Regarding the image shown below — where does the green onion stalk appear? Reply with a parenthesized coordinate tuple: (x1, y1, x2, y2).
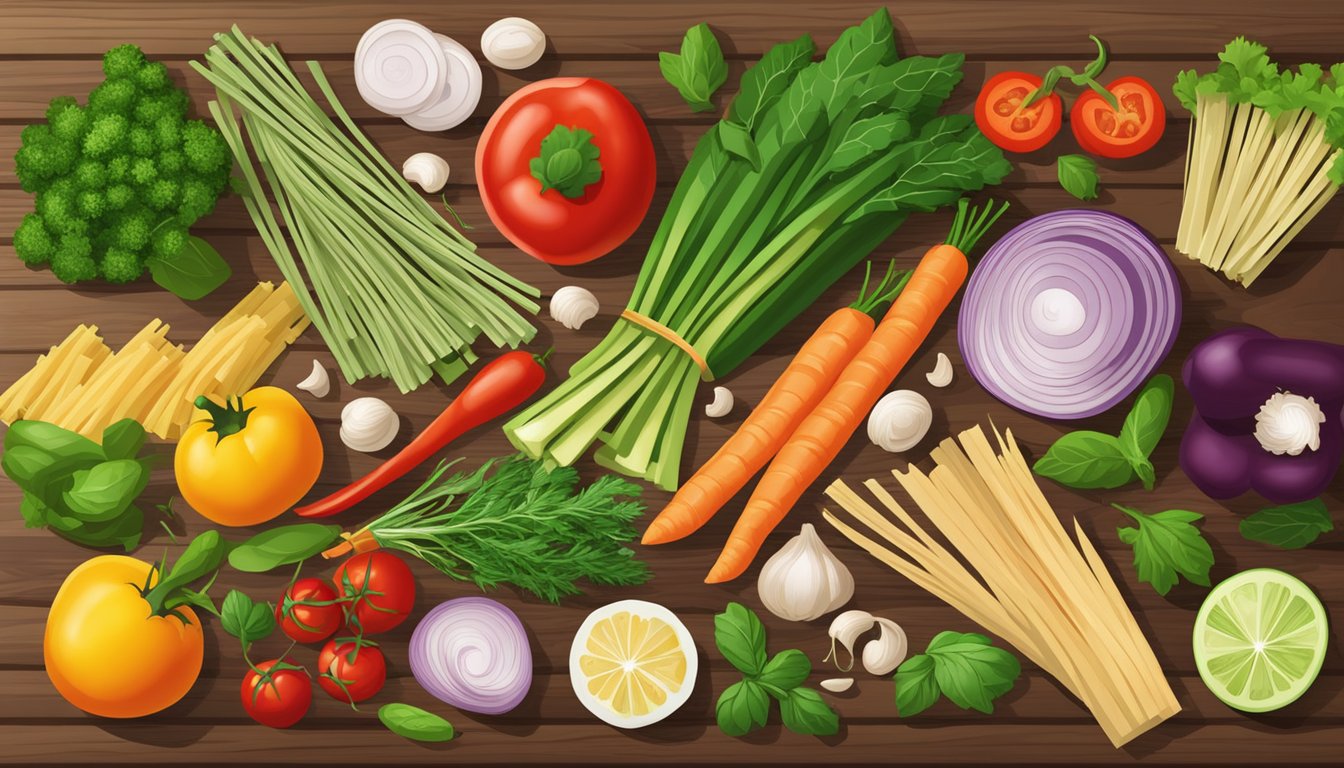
(505, 9, 1011, 489)
(193, 27, 539, 392)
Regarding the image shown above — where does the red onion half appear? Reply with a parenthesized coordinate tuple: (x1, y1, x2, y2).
(957, 210, 1181, 419)
(409, 597, 532, 715)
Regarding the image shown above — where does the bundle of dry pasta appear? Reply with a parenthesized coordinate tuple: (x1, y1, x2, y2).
(823, 423, 1178, 747)
(0, 282, 308, 440)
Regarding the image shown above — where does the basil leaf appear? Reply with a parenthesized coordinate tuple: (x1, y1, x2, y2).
(148, 235, 231, 300)
(1119, 374, 1174, 466)
(1032, 431, 1135, 489)
(220, 589, 275, 646)
(728, 34, 815, 133)
(777, 687, 839, 736)
(715, 602, 768, 677)
(1057, 154, 1100, 201)
(378, 703, 455, 742)
(927, 634, 1020, 714)
(228, 523, 342, 572)
(1240, 499, 1333, 549)
(156, 530, 226, 594)
(19, 494, 52, 528)
(61, 459, 148, 521)
(717, 121, 762, 171)
(61, 505, 143, 551)
(758, 648, 811, 691)
(5, 420, 103, 462)
(894, 653, 940, 717)
(716, 679, 770, 737)
(100, 418, 146, 461)
(2, 445, 96, 503)
(659, 23, 727, 112)
(1114, 504, 1214, 595)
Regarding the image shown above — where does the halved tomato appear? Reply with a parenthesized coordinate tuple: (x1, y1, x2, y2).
(1071, 76, 1165, 159)
(974, 72, 1062, 153)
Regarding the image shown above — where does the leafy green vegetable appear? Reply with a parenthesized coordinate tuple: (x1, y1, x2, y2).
(1057, 154, 1100, 200)
(1034, 374, 1174, 491)
(2, 417, 155, 550)
(1239, 499, 1333, 549)
(378, 703, 455, 742)
(146, 235, 231, 300)
(1118, 373, 1174, 488)
(220, 588, 276, 648)
(143, 530, 227, 621)
(1114, 504, 1214, 595)
(714, 602, 839, 737)
(227, 523, 342, 572)
(894, 631, 1020, 717)
(660, 23, 728, 112)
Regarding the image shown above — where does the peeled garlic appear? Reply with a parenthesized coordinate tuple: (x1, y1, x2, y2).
(820, 678, 854, 693)
(296, 359, 330, 398)
(402, 152, 451, 193)
(867, 389, 932, 453)
(549, 286, 600, 330)
(757, 523, 854, 623)
(340, 397, 400, 453)
(481, 17, 546, 70)
(861, 617, 908, 676)
(925, 352, 954, 388)
(705, 386, 734, 418)
(823, 609, 876, 672)
(1254, 392, 1325, 456)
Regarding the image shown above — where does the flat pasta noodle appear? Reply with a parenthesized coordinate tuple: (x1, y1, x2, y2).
(823, 423, 1179, 747)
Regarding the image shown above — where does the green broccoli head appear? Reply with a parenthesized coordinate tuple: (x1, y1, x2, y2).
(110, 208, 154, 251)
(102, 44, 146, 81)
(50, 233, 98, 283)
(13, 214, 56, 266)
(135, 61, 172, 93)
(100, 247, 146, 284)
(145, 178, 180, 211)
(181, 120, 232, 175)
(14, 124, 78, 192)
(150, 225, 189, 261)
(83, 114, 129, 158)
(88, 78, 137, 116)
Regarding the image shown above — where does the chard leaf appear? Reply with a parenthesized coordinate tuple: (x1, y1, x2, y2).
(812, 7, 897, 117)
(729, 34, 815, 134)
(718, 121, 762, 171)
(860, 54, 966, 121)
(825, 112, 911, 175)
(851, 120, 1009, 217)
(777, 67, 828, 147)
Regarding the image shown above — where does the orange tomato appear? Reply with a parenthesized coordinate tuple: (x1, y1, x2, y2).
(175, 386, 323, 526)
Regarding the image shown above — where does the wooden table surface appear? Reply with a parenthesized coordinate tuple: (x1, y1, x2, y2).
(1, 1, 1342, 765)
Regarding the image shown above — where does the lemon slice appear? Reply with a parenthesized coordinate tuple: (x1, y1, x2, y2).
(1193, 568, 1328, 713)
(569, 599, 697, 728)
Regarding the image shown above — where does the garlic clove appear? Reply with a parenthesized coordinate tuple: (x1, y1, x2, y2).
(867, 389, 933, 453)
(860, 617, 908, 676)
(549, 286, 600, 330)
(705, 386, 734, 418)
(925, 352, 954, 388)
(402, 152, 451, 193)
(823, 609, 875, 672)
(296, 359, 330, 398)
(340, 397, 400, 453)
(481, 17, 546, 70)
(820, 678, 854, 693)
(757, 523, 855, 623)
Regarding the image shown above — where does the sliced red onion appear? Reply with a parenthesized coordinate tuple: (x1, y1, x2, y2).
(957, 209, 1181, 419)
(409, 597, 532, 715)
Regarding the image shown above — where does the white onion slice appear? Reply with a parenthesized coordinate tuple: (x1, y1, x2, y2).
(409, 597, 532, 715)
(355, 19, 447, 116)
(402, 34, 483, 132)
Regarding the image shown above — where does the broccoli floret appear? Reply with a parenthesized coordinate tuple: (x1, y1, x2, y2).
(145, 178, 180, 210)
(20, 123, 52, 146)
(73, 159, 107, 190)
(100, 247, 145, 283)
(181, 119, 232, 175)
(105, 184, 134, 211)
(103, 44, 145, 81)
(76, 190, 107, 220)
(150, 225, 188, 261)
(158, 149, 185, 174)
(46, 96, 79, 122)
(35, 180, 82, 234)
(13, 214, 56, 266)
(110, 209, 154, 250)
(49, 104, 90, 144)
(130, 157, 157, 186)
(153, 116, 181, 151)
(135, 61, 171, 93)
(50, 233, 97, 283)
(105, 155, 132, 182)
(128, 125, 155, 156)
(88, 79, 136, 116)
(83, 114, 129, 158)
(177, 178, 220, 223)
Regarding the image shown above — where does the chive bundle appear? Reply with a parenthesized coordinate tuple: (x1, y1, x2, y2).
(193, 27, 539, 392)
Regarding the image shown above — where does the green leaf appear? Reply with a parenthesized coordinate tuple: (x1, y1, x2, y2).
(777, 687, 839, 736)
(716, 679, 770, 737)
(1033, 431, 1135, 489)
(60, 505, 143, 551)
(61, 459, 148, 522)
(758, 648, 811, 691)
(1114, 504, 1214, 595)
(148, 235, 231, 301)
(858, 54, 965, 121)
(727, 34, 815, 133)
(219, 589, 275, 646)
(717, 121, 762, 171)
(927, 633, 1020, 714)
(826, 112, 912, 175)
(1240, 499, 1333, 549)
(99, 418, 146, 460)
(529, 125, 603, 199)
(2, 445, 96, 507)
(1119, 374, 1174, 466)
(1057, 154, 1100, 200)
(852, 119, 1010, 217)
(378, 703, 455, 742)
(660, 23, 728, 112)
(19, 494, 52, 528)
(152, 530, 226, 599)
(811, 7, 897, 118)
(715, 602, 768, 676)
(5, 420, 104, 463)
(227, 523, 342, 572)
(894, 653, 940, 717)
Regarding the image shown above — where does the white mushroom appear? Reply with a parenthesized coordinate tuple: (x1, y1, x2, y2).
(340, 397, 400, 453)
(866, 390, 933, 453)
(296, 359, 330, 398)
(705, 387, 734, 419)
(481, 18, 547, 70)
(925, 352, 954, 388)
(402, 152, 451, 193)
(549, 286, 600, 330)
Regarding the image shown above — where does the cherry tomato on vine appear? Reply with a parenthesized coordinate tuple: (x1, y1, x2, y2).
(317, 638, 387, 704)
(975, 72, 1062, 153)
(1071, 76, 1166, 159)
(333, 551, 416, 635)
(276, 577, 344, 644)
(240, 659, 312, 729)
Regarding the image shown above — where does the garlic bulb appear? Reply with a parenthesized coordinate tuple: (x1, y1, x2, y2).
(867, 389, 932, 453)
(705, 386, 734, 418)
(549, 286, 599, 330)
(823, 610, 875, 672)
(402, 152, 451, 193)
(861, 617, 908, 676)
(757, 523, 854, 622)
(481, 17, 546, 70)
(820, 678, 854, 693)
(340, 397, 400, 453)
(925, 352, 954, 388)
(1255, 392, 1325, 456)
(296, 359, 330, 398)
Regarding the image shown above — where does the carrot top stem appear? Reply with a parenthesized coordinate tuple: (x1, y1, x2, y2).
(850, 261, 913, 318)
(945, 198, 1010, 255)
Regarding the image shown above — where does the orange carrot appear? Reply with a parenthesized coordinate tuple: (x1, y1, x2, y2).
(642, 264, 909, 546)
(705, 200, 1008, 583)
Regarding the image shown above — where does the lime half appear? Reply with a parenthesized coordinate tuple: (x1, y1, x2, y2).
(1193, 568, 1328, 713)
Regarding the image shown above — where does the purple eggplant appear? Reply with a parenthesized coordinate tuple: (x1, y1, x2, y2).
(1180, 326, 1344, 503)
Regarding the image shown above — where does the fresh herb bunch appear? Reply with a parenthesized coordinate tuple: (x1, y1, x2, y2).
(12, 44, 232, 295)
(1033, 374, 1174, 491)
(343, 455, 647, 602)
(895, 631, 1021, 717)
(507, 8, 1010, 489)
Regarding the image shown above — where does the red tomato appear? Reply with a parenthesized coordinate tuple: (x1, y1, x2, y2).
(975, 72, 1062, 153)
(317, 639, 387, 704)
(240, 660, 312, 729)
(333, 551, 415, 635)
(1071, 76, 1166, 159)
(476, 77, 656, 265)
(276, 577, 343, 644)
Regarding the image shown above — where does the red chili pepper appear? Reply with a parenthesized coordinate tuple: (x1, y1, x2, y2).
(295, 349, 550, 518)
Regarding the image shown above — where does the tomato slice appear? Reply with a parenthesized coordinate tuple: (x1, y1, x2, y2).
(1071, 76, 1166, 159)
(974, 72, 1063, 153)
